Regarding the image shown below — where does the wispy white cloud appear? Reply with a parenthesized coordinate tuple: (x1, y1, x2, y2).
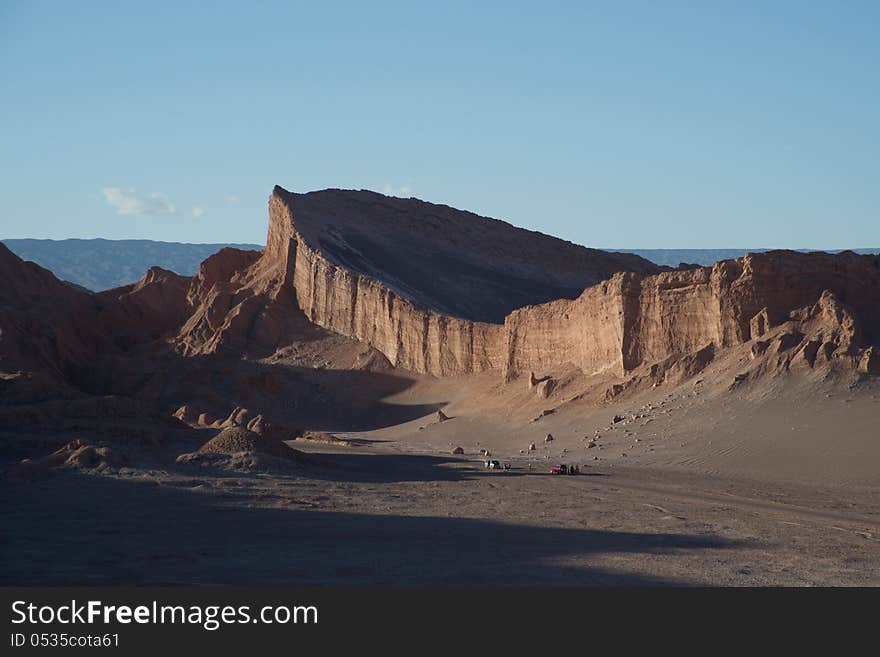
(382, 183, 413, 197)
(191, 206, 205, 218)
(226, 195, 239, 204)
(102, 187, 176, 216)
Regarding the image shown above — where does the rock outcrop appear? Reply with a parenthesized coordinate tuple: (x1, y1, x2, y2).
(503, 250, 880, 380)
(264, 186, 660, 376)
(96, 266, 192, 348)
(169, 236, 331, 357)
(163, 186, 663, 376)
(273, 186, 659, 323)
(175, 426, 308, 473)
(3, 185, 878, 433)
(172, 247, 271, 355)
(243, 187, 880, 380)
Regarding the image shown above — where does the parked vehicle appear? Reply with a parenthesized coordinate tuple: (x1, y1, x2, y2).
(550, 464, 580, 474)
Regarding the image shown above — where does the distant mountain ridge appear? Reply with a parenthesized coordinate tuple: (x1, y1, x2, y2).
(3, 238, 878, 292)
(615, 248, 880, 267)
(1, 238, 263, 291)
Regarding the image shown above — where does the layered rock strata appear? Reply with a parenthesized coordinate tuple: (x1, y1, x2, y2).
(263, 187, 880, 379)
(6, 187, 875, 389)
(504, 251, 880, 379)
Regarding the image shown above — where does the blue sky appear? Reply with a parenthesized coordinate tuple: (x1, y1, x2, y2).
(1, 1, 878, 248)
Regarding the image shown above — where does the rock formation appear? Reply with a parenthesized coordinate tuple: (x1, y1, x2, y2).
(272, 186, 659, 323)
(266, 186, 653, 376)
(2, 184, 879, 459)
(156, 186, 663, 376)
(96, 266, 192, 348)
(174, 426, 308, 473)
(256, 187, 880, 381)
(503, 251, 880, 380)
(172, 247, 278, 355)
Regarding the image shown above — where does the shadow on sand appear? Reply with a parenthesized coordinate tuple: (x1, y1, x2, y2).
(1, 466, 749, 587)
(171, 450, 516, 484)
(127, 348, 448, 433)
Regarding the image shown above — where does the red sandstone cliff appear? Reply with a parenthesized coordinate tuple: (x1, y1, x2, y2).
(3, 188, 877, 394)
(166, 186, 662, 375)
(271, 186, 660, 324)
(503, 251, 880, 381)
(259, 186, 879, 380)
(266, 185, 661, 375)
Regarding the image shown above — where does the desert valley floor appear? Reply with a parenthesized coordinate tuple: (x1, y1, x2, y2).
(4, 371, 879, 587)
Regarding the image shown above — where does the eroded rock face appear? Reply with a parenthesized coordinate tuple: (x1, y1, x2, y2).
(257, 187, 880, 380)
(274, 186, 659, 323)
(172, 248, 265, 355)
(270, 186, 658, 375)
(96, 266, 192, 348)
(503, 251, 880, 380)
(170, 241, 324, 358)
(291, 240, 507, 374)
(4, 187, 878, 404)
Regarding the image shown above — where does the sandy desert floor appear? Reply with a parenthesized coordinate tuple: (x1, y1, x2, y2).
(3, 429, 879, 586)
(3, 360, 879, 587)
